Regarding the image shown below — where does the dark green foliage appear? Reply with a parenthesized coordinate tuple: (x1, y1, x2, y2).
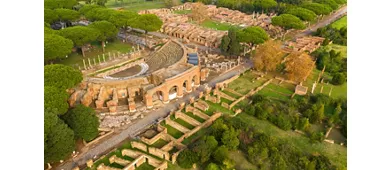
(285, 7, 317, 21)
(271, 14, 305, 29)
(78, 4, 103, 15)
(177, 149, 199, 168)
(254, 0, 278, 13)
(88, 21, 119, 42)
(58, 26, 100, 47)
(133, 14, 163, 33)
(237, 26, 269, 45)
(44, 0, 77, 9)
(220, 28, 242, 56)
(45, 27, 57, 35)
(193, 135, 219, 163)
(221, 127, 240, 150)
(54, 8, 80, 22)
(44, 111, 75, 163)
(44, 9, 59, 24)
(108, 10, 139, 28)
(333, 0, 347, 5)
(310, 131, 325, 143)
(44, 64, 83, 90)
(331, 73, 346, 85)
(85, 8, 116, 21)
(44, 33, 73, 62)
(313, 0, 339, 10)
(213, 145, 229, 164)
(44, 86, 69, 115)
(301, 3, 333, 15)
(62, 105, 99, 141)
(314, 25, 347, 45)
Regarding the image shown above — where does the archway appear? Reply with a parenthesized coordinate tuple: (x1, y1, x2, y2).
(183, 80, 191, 93)
(192, 74, 200, 87)
(152, 90, 164, 102)
(168, 85, 178, 100)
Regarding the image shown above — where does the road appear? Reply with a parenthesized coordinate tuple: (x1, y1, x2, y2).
(295, 5, 347, 38)
(56, 61, 252, 170)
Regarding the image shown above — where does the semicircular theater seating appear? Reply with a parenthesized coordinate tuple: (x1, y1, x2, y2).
(145, 41, 184, 73)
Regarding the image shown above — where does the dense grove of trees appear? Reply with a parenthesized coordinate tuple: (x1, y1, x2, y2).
(311, 47, 347, 85)
(284, 52, 315, 82)
(177, 115, 339, 169)
(285, 7, 317, 21)
(62, 105, 100, 141)
(253, 40, 284, 72)
(314, 25, 347, 45)
(300, 2, 333, 15)
(271, 13, 306, 29)
(240, 93, 347, 140)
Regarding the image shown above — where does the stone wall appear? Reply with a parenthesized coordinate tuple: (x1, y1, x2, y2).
(109, 155, 131, 166)
(221, 102, 229, 109)
(194, 100, 209, 111)
(165, 118, 190, 133)
(148, 147, 170, 160)
(96, 59, 145, 77)
(131, 141, 148, 152)
(123, 155, 146, 170)
(228, 79, 272, 109)
(215, 90, 236, 101)
(122, 149, 143, 159)
(175, 111, 201, 126)
(215, 74, 240, 89)
(185, 105, 210, 120)
(171, 149, 184, 164)
(97, 164, 121, 170)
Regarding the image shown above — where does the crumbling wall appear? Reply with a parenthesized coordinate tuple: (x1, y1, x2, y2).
(131, 141, 148, 152)
(148, 147, 170, 160)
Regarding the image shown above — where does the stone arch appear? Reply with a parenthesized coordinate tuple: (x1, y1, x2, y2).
(183, 79, 191, 93)
(192, 74, 200, 86)
(168, 85, 178, 100)
(152, 90, 166, 102)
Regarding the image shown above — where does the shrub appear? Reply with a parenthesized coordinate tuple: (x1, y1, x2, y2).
(331, 73, 346, 85)
(177, 149, 199, 168)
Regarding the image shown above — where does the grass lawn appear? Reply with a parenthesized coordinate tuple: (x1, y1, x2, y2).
(174, 118, 195, 129)
(183, 111, 206, 123)
(228, 72, 268, 94)
(257, 88, 290, 101)
(324, 44, 347, 58)
(221, 90, 241, 99)
(303, 69, 347, 99)
(234, 113, 347, 169)
(204, 100, 234, 115)
(167, 162, 199, 170)
(151, 139, 169, 148)
(106, 0, 167, 12)
(199, 19, 241, 31)
(228, 150, 258, 170)
(174, 10, 192, 15)
(136, 163, 156, 170)
(220, 97, 233, 105)
(331, 16, 347, 30)
(164, 124, 184, 139)
(56, 39, 133, 68)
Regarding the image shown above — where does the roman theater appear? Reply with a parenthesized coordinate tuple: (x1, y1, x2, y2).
(68, 39, 213, 116)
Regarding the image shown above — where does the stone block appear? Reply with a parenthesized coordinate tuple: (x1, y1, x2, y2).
(87, 159, 94, 168)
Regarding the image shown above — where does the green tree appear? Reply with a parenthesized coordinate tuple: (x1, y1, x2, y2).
(108, 10, 139, 41)
(44, 64, 83, 90)
(133, 14, 163, 33)
(254, 0, 278, 13)
(164, 0, 181, 8)
(88, 21, 118, 52)
(313, 0, 339, 10)
(298, 117, 311, 131)
(310, 132, 325, 143)
(177, 149, 199, 169)
(94, 0, 108, 6)
(285, 7, 317, 21)
(237, 26, 269, 46)
(79, 4, 103, 15)
(271, 14, 305, 30)
(310, 104, 325, 123)
(220, 35, 231, 54)
(301, 3, 333, 15)
(44, 0, 78, 9)
(54, 8, 80, 23)
(44, 86, 69, 115)
(58, 26, 100, 57)
(193, 135, 219, 163)
(85, 8, 115, 21)
(45, 9, 59, 24)
(44, 111, 75, 163)
(62, 105, 99, 141)
(205, 163, 220, 170)
(221, 127, 240, 150)
(213, 145, 229, 164)
(331, 73, 346, 85)
(44, 33, 73, 63)
(45, 27, 56, 35)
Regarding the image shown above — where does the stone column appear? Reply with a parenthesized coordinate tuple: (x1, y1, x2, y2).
(103, 54, 106, 63)
(98, 55, 101, 64)
(144, 94, 153, 109)
(162, 91, 169, 104)
(88, 58, 92, 68)
(83, 59, 87, 70)
(177, 86, 183, 98)
(186, 79, 192, 92)
(93, 58, 96, 65)
(194, 75, 200, 86)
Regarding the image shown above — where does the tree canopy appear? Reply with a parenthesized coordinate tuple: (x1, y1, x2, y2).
(253, 40, 285, 72)
(44, 86, 70, 115)
(271, 14, 305, 30)
(85, 8, 115, 21)
(301, 3, 333, 15)
(313, 0, 339, 10)
(54, 8, 80, 22)
(44, 0, 78, 9)
(285, 7, 317, 21)
(133, 14, 163, 33)
(79, 4, 103, 15)
(108, 10, 139, 29)
(220, 28, 242, 56)
(177, 149, 199, 168)
(44, 64, 83, 90)
(237, 26, 269, 45)
(254, 0, 278, 13)
(45, 9, 59, 24)
(284, 52, 315, 82)
(44, 111, 75, 163)
(62, 105, 99, 141)
(58, 26, 100, 51)
(193, 135, 219, 163)
(44, 33, 73, 62)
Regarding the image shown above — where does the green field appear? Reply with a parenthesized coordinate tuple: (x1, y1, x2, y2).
(106, 0, 167, 12)
(183, 111, 206, 123)
(228, 72, 269, 94)
(324, 44, 347, 58)
(181, 127, 209, 145)
(163, 124, 184, 139)
(203, 100, 234, 115)
(303, 69, 347, 99)
(151, 139, 169, 148)
(221, 90, 241, 99)
(228, 150, 258, 170)
(331, 16, 347, 30)
(200, 20, 241, 31)
(56, 40, 133, 68)
(136, 163, 156, 170)
(174, 118, 195, 129)
(234, 113, 347, 169)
